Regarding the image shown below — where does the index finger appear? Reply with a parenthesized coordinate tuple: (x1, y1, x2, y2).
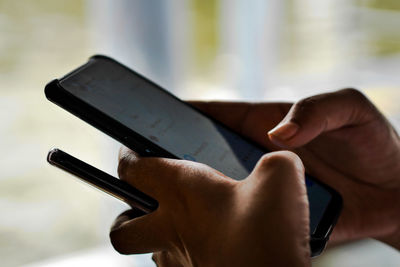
(118, 146, 182, 200)
(188, 101, 293, 149)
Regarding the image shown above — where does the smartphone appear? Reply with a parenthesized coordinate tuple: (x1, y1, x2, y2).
(45, 55, 342, 256)
(47, 148, 158, 214)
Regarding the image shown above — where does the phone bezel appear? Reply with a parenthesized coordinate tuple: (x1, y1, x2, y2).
(45, 55, 342, 255)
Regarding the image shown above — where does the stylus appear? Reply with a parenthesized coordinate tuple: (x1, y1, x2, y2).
(47, 148, 158, 214)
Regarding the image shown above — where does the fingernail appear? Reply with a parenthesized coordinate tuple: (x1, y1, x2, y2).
(268, 121, 299, 140)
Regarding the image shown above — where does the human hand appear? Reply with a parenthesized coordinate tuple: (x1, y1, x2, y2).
(191, 88, 400, 248)
(110, 149, 311, 267)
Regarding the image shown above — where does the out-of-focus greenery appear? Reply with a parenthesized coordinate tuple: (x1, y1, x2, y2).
(280, 0, 400, 73)
(357, 0, 400, 11)
(0, 0, 85, 73)
(0, 1, 112, 266)
(356, 0, 400, 56)
(0, 0, 84, 17)
(191, 0, 219, 73)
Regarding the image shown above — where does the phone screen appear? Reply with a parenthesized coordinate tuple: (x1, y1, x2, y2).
(60, 58, 331, 234)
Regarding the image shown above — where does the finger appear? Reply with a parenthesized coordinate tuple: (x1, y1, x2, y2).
(110, 209, 147, 231)
(110, 209, 171, 254)
(118, 145, 231, 197)
(249, 151, 307, 206)
(268, 88, 378, 148)
(118, 145, 140, 162)
(246, 151, 311, 260)
(118, 146, 182, 199)
(188, 101, 292, 149)
(188, 101, 292, 132)
(247, 151, 309, 231)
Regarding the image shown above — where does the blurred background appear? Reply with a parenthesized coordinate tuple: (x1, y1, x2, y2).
(1, 0, 400, 266)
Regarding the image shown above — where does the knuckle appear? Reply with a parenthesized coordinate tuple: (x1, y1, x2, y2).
(117, 157, 129, 179)
(345, 88, 371, 105)
(295, 96, 318, 113)
(341, 88, 370, 105)
(117, 147, 140, 179)
(291, 96, 320, 123)
(341, 87, 364, 98)
(117, 154, 143, 181)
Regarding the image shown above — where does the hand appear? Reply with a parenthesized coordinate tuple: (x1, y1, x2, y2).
(191, 88, 400, 248)
(110, 149, 311, 267)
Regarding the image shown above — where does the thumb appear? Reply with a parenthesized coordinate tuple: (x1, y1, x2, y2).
(246, 151, 311, 264)
(249, 151, 309, 225)
(267, 88, 377, 148)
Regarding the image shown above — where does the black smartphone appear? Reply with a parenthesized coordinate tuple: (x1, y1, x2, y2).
(47, 148, 158, 214)
(45, 55, 342, 256)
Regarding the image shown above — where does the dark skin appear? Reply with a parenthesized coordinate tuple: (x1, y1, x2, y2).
(191, 88, 400, 247)
(112, 150, 311, 266)
(110, 88, 400, 265)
